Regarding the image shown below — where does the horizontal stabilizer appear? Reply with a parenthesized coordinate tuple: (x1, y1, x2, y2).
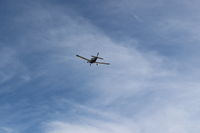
(91, 56, 103, 60)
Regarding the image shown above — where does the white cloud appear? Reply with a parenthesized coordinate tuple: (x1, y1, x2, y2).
(45, 119, 139, 133)
(2, 1, 200, 133)
(0, 47, 30, 86)
(44, 102, 200, 133)
(0, 127, 14, 133)
(19, 2, 200, 133)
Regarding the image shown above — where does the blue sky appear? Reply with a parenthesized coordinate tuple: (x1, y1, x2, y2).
(1, 0, 200, 133)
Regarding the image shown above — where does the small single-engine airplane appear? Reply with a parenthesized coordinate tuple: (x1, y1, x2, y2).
(76, 52, 110, 66)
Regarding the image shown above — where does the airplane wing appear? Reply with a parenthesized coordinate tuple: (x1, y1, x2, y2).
(76, 55, 90, 61)
(95, 62, 110, 65)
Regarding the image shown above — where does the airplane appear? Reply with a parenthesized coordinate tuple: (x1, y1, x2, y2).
(76, 52, 110, 66)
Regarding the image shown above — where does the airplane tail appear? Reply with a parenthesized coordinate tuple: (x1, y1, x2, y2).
(91, 52, 103, 59)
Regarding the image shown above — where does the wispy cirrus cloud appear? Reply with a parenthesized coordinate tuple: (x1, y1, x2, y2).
(1, 0, 200, 133)
(41, 1, 200, 133)
(0, 127, 14, 133)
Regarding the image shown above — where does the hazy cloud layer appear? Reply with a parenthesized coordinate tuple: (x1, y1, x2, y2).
(1, 0, 200, 133)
